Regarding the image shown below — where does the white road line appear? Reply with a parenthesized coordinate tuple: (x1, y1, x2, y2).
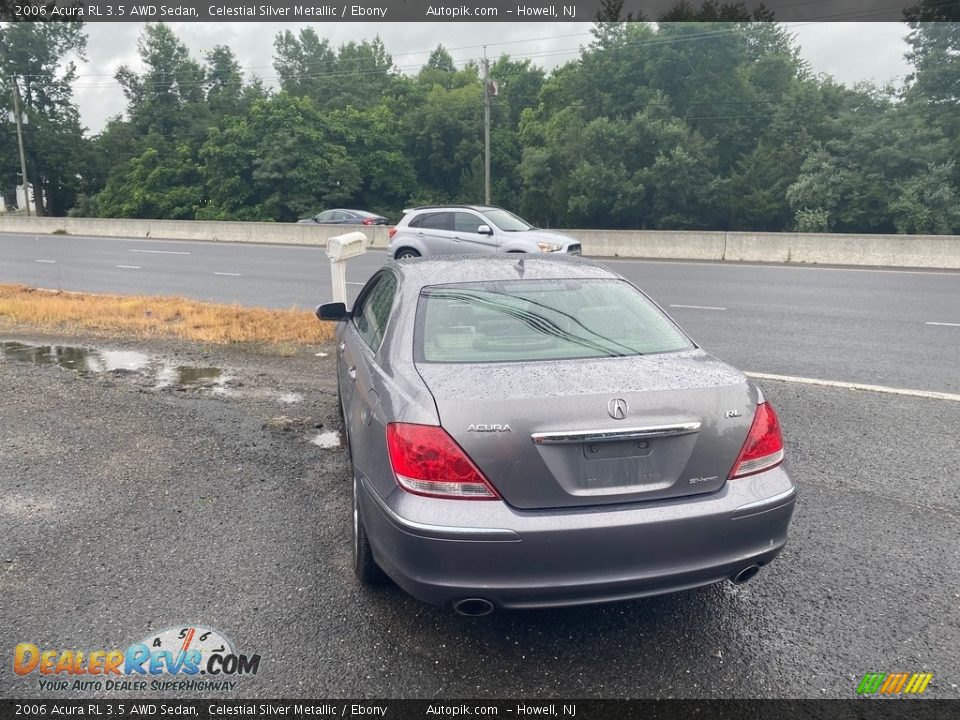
(129, 249, 191, 255)
(213, 272, 242, 276)
(35, 259, 56, 263)
(745, 372, 960, 403)
(669, 304, 727, 311)
(926, 321, 960, 328)
(115, 265, 140, 269)
(346, 281, 366, 286)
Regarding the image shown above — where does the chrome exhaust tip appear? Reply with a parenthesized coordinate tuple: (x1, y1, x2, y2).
(453, 598, 495, 617)
(732, 565, 761, 585)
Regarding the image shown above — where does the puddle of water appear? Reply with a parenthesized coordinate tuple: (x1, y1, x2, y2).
(1, 340, 228, 391)
(155, 365, 226, 388)
(311, 431, 343, 449)
(0, 342, 152, 373)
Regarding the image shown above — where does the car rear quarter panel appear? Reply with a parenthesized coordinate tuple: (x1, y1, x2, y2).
(348, 281, 441, 501)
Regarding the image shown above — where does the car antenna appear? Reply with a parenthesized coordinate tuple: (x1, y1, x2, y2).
(515, 257, 524, 275)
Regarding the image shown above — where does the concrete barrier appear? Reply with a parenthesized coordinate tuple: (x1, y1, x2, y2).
(558, 229, 727, 260)
(2, 216, 959, 269)
(0, 216, 392, 248)
(565, 228, 960, 269)
(723, 231, 960, 268)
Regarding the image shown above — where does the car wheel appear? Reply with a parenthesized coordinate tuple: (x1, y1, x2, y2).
(353, 475, 385, 585)
(394, 248, 421, 260)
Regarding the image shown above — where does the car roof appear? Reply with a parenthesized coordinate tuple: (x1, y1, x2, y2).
(386, 254, 618, 289)
(402, 204, 499, 214)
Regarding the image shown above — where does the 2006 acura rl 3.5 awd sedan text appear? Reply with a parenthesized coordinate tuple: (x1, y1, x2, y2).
(316, 255, 796, 616)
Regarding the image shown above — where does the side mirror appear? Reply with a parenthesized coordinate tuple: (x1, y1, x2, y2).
(316, 302, 349, 321)
(477, 224, 493, 235)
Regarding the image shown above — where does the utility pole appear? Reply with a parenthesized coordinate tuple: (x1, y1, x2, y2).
(482, 46, 491, 205)
(11, 77, 32, 217)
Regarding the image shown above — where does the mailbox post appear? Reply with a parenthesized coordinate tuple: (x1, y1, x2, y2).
(326, 231, 367, 303)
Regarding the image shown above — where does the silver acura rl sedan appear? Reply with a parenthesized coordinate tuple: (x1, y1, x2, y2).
(316, 255, 796, 615)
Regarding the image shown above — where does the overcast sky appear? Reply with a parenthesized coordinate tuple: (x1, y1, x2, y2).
(71, 22, 914, 135)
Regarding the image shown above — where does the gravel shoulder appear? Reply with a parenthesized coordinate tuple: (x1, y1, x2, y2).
(1, 331, 957, 700)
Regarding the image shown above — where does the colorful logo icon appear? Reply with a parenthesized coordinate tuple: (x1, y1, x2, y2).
(857, 672, 933, 695)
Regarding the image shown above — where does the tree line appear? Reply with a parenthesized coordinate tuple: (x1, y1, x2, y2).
(1, 8, 958, 234)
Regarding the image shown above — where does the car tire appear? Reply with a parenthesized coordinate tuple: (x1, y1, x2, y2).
(353, 475, 385, 585)
(394, 248, 421, 260)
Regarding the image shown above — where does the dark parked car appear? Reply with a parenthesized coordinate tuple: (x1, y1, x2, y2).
(298, 209, 388, 226)
(317, 255, 796, 615)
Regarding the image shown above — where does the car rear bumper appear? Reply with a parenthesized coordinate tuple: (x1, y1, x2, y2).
(357, 467, 796, 610)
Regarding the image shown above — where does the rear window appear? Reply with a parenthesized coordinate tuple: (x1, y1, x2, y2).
(416, 279, 693, 363)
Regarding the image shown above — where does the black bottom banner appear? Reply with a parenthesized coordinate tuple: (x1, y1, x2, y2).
(1, 700, 958, 720)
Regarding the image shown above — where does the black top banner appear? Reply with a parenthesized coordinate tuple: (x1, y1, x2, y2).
(0, 0, 931, 23)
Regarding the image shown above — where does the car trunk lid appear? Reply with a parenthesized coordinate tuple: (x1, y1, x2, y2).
(415, 350, 757, 509)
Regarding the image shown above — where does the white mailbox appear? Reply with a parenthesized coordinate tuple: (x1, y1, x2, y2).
(326, 231, 368, 304)
(326, 231, 367, 261)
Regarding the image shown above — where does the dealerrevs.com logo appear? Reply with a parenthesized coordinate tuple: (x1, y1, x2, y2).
(13, 625, 260, 693)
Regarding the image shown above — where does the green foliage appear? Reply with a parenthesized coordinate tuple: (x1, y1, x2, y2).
(0, 22, 87, 215)
(890, 163, 960, 235)
(115, 23, 206, 141)
(97, 145, 203, 219)
(786, 101, 952, 233)
(792, 208, 829, 233)
(6, 18, 959, 236)
(273, 28, 395, 111)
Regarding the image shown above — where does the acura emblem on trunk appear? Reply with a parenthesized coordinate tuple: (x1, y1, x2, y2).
(468, 424, 512, 432)
(608, 398, 629, 420)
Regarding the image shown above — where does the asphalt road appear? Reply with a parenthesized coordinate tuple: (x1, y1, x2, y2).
(2, 232, 959, 394)
(1, 333, 957, 700)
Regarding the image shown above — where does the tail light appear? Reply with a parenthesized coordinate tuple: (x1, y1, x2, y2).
(361, 218, 375, 225)
(729, 402, 785, 479)
(387, 227, 397, 240)
(386, 423, 500, 500)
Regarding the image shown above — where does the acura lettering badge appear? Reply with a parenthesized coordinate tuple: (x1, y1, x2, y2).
(607, 398, 628, 420)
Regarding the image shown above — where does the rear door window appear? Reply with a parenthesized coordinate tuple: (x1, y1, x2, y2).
(419, 212, 453, 231)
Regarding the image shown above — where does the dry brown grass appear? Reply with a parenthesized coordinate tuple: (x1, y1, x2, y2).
(0, 284, 335, 346)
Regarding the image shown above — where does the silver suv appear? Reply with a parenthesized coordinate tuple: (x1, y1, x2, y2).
(387, 205, 582, 259)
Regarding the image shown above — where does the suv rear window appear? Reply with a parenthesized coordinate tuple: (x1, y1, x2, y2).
(416, 279, 693, 363)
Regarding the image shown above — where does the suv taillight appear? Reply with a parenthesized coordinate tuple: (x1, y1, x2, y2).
(388, 227, 397, 240)
(729, 402, 785, 479)
(386, 423, 500, 500)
